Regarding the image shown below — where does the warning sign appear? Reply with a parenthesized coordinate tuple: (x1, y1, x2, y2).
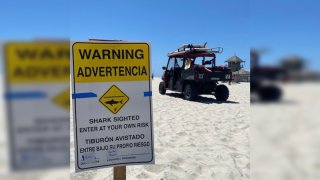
(52, 88, 70, 110)
(99, 85, 129, 114)
(71, 42, 154, 172)
(4, 41, 70, 171)
(72, 42, 149, 83)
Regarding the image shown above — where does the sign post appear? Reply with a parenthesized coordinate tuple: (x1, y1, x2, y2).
(71, 41, 154, 173)
(114, 166, 126, 180)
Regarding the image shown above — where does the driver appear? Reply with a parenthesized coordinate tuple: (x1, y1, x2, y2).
(185, 58, 212, 72)
(184, 58, 192, 69)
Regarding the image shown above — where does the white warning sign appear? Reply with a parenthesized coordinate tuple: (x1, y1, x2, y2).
(4, 41, 70, 170)
(71, 42, 154, 172)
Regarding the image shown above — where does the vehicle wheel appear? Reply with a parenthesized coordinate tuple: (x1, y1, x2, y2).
(214, 84, 229, 101)
(184, 84, 198, 101)
(159, 82, 166, 95)
(258, 85, 282, 101)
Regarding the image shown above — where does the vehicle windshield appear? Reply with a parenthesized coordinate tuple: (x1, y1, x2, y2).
(193, 57, 214, 67)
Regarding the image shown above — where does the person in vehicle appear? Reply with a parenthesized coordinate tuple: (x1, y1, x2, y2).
(185, 58, 212, 72)
(185, 58, 192, 69)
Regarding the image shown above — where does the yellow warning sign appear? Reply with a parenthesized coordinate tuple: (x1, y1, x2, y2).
(72, 43, 150, 83)
(5, 42, 70, 83)
(99, 85, 129, 114)
(52, 88, 70, 110)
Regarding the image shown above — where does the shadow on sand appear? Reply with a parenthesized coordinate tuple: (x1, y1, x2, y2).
(165, 92, 239, 104)
(251, 99, 297, 105)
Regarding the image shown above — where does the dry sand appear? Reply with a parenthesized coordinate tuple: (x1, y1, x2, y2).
(251, 82, 320, 180)
(0, 77, 250, 180)
(71, 78, 250, 180)
(2, 78, 319, 180)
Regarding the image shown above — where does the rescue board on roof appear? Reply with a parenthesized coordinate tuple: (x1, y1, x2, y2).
(71, 42, 154, 172)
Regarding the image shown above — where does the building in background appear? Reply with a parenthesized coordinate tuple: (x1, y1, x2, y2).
(280, 56, 320, 81)
(225, 55, 250, 82)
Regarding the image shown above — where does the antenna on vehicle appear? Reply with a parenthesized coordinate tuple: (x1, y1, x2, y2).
(203, 42, 207, 48)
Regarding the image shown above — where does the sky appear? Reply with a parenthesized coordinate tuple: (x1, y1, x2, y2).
(250, 0, 320, 70)
(0, 0, 249, 76)
(1, 0, 319, 76)
(68, 0, 250, 76)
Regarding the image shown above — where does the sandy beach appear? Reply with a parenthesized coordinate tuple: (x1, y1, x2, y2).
(71, 78, 250, 180)
(2, 78, 319, 180)
(3, 0, 319, 179)
(0, 77, 250, 180)
(251, 82, 320, 180)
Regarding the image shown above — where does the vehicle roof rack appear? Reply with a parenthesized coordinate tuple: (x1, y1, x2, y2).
(168, 43, 223, 57)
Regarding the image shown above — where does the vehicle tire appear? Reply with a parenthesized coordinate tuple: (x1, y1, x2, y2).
(214, 84, 229, 101)
(159, 82, 166, 95)
(258, 85, 282, 101)
(184, 84, 198, 101)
